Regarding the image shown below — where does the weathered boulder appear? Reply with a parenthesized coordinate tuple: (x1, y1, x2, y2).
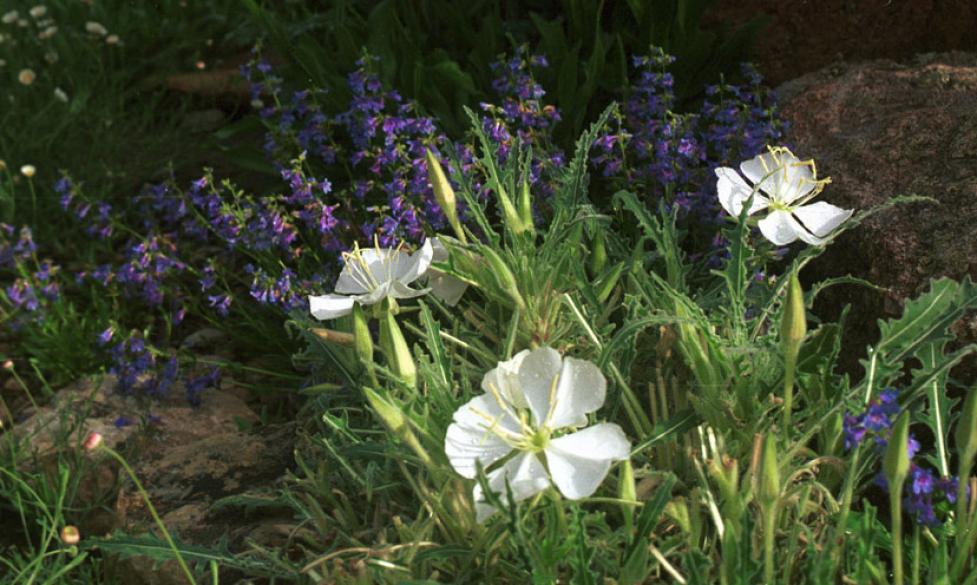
(10, 369, 298, 584)
(776, 52, 977, 375)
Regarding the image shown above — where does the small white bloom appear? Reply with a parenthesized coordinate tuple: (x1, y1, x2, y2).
(105, 34, 120, 45)
(445, 347, 631, 522)
(1, 11, 18, 24)
(53, 87, 67, 103)
(308, 238, 434, 320)
(85, 21, 107, 36)
(715, 146, 853, 246)
(38, 25, 57, 40)
(29, 5, 47, 19)
(18, 69, 36, 86)
(427, 237, 468, 306)
(20, 165, 36, 178)
(16, 18, 28, 28)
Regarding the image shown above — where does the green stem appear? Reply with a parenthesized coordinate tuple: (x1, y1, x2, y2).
(763, 506, 777, 585)
(102, 446, 198, 585)
(891, 485, 904, 585)
(911, 525, 920, 585)
(953, 458, 973, 561)
(783, 350, 796, 431)
(951, 487, 977, 580)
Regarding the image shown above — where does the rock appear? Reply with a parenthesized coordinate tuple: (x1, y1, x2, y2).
(706, 1, 977, 86)
(181, 327, 230, 350)
(776, 52, 977, 376)
(9, 371, 298, 584)
(179, 109, 227, 134)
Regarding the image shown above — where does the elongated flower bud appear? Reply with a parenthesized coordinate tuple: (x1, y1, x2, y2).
(883, 411, 912, 489)
(517, 179, 534, 235)
(364, 388, 432, 467)
(352, 304, 373, 365)
(379, 311, 416, 386)
(310, 327, 355, 346)
(496, 183, 526, 235)
(955, 389, 977, 464)
(758, 434, 780, 507)
(589, 228, 607, 275)
(425, 149, 466, 242)
(780, 272, 806, 351)
(481, 246, 525, 310)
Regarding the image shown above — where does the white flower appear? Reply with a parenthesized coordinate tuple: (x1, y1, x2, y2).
(20, 165, 36, 178)
(38, 25, 56, 40)
(445, 347, 631, 522)
(85, 21, 107, 36)
(18, 69, 35, 86)
(1, 11, 18, 24)
(308, 238, 434, 320)
(53, 87, 67, 103)
(715, 146, 853, 246)
(105, 34, 120, 45)
(427, 237, 467, 306)
(29, 6, 46, 19)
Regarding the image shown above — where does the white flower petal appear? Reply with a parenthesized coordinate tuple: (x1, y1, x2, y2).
(792, 201, 853, 240)
(334, 261, 372, 295)
(740, 150, 815, 205)
(393, 239, 434, 285)
(482, 350, 531, 410)
(757, 209, 802, 246)
(355, 281, 394, 306)
(545, 423, 631, 499)
(546, 357, 607, 428)
(450, 393, 523, 443)
(715, 167, 769, 218)
(387, 280, 430, 300)
(430, 237, 450, 263)
(516, 347, 563, 426)
(473, 452, 549, 522)
(308, 294, 355, 320)
(428, 269, 468, 306)
(445, 419, 513, 479)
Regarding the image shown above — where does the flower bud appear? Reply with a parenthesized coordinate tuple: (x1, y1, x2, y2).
(780, 272, 806, 351)
(495, 183, 526, 235)
(364, 387, 432, 467)
(60, 525, 80, 545)
(83, 431, 103, 452)
(20, 164, 35, 178)
(757, 434, 780, 507)
(352, 303, 373, 365)
(517, 179, 534, 235)
(480, 246, 525, 310)
(2, 359, 12, 370)
(955, 389, 977, 464)
(709, 455, 740, 502)
(310, 327, 355, 346)
(379, 311, 415, 386)
(425, 149, 465, 242)
(883, 411, 911, 489)
(589, 228, 607, 275)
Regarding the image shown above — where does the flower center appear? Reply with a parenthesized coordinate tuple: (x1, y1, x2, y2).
(340, 237, 406, 292)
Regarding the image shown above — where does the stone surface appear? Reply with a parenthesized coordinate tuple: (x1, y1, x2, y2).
(706, 1, 977, 86)
(10, 369, 298, 584)
(776, 52, 977, 375)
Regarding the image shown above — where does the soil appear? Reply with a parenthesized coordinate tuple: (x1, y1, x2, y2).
(705, 0, 977, 86)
